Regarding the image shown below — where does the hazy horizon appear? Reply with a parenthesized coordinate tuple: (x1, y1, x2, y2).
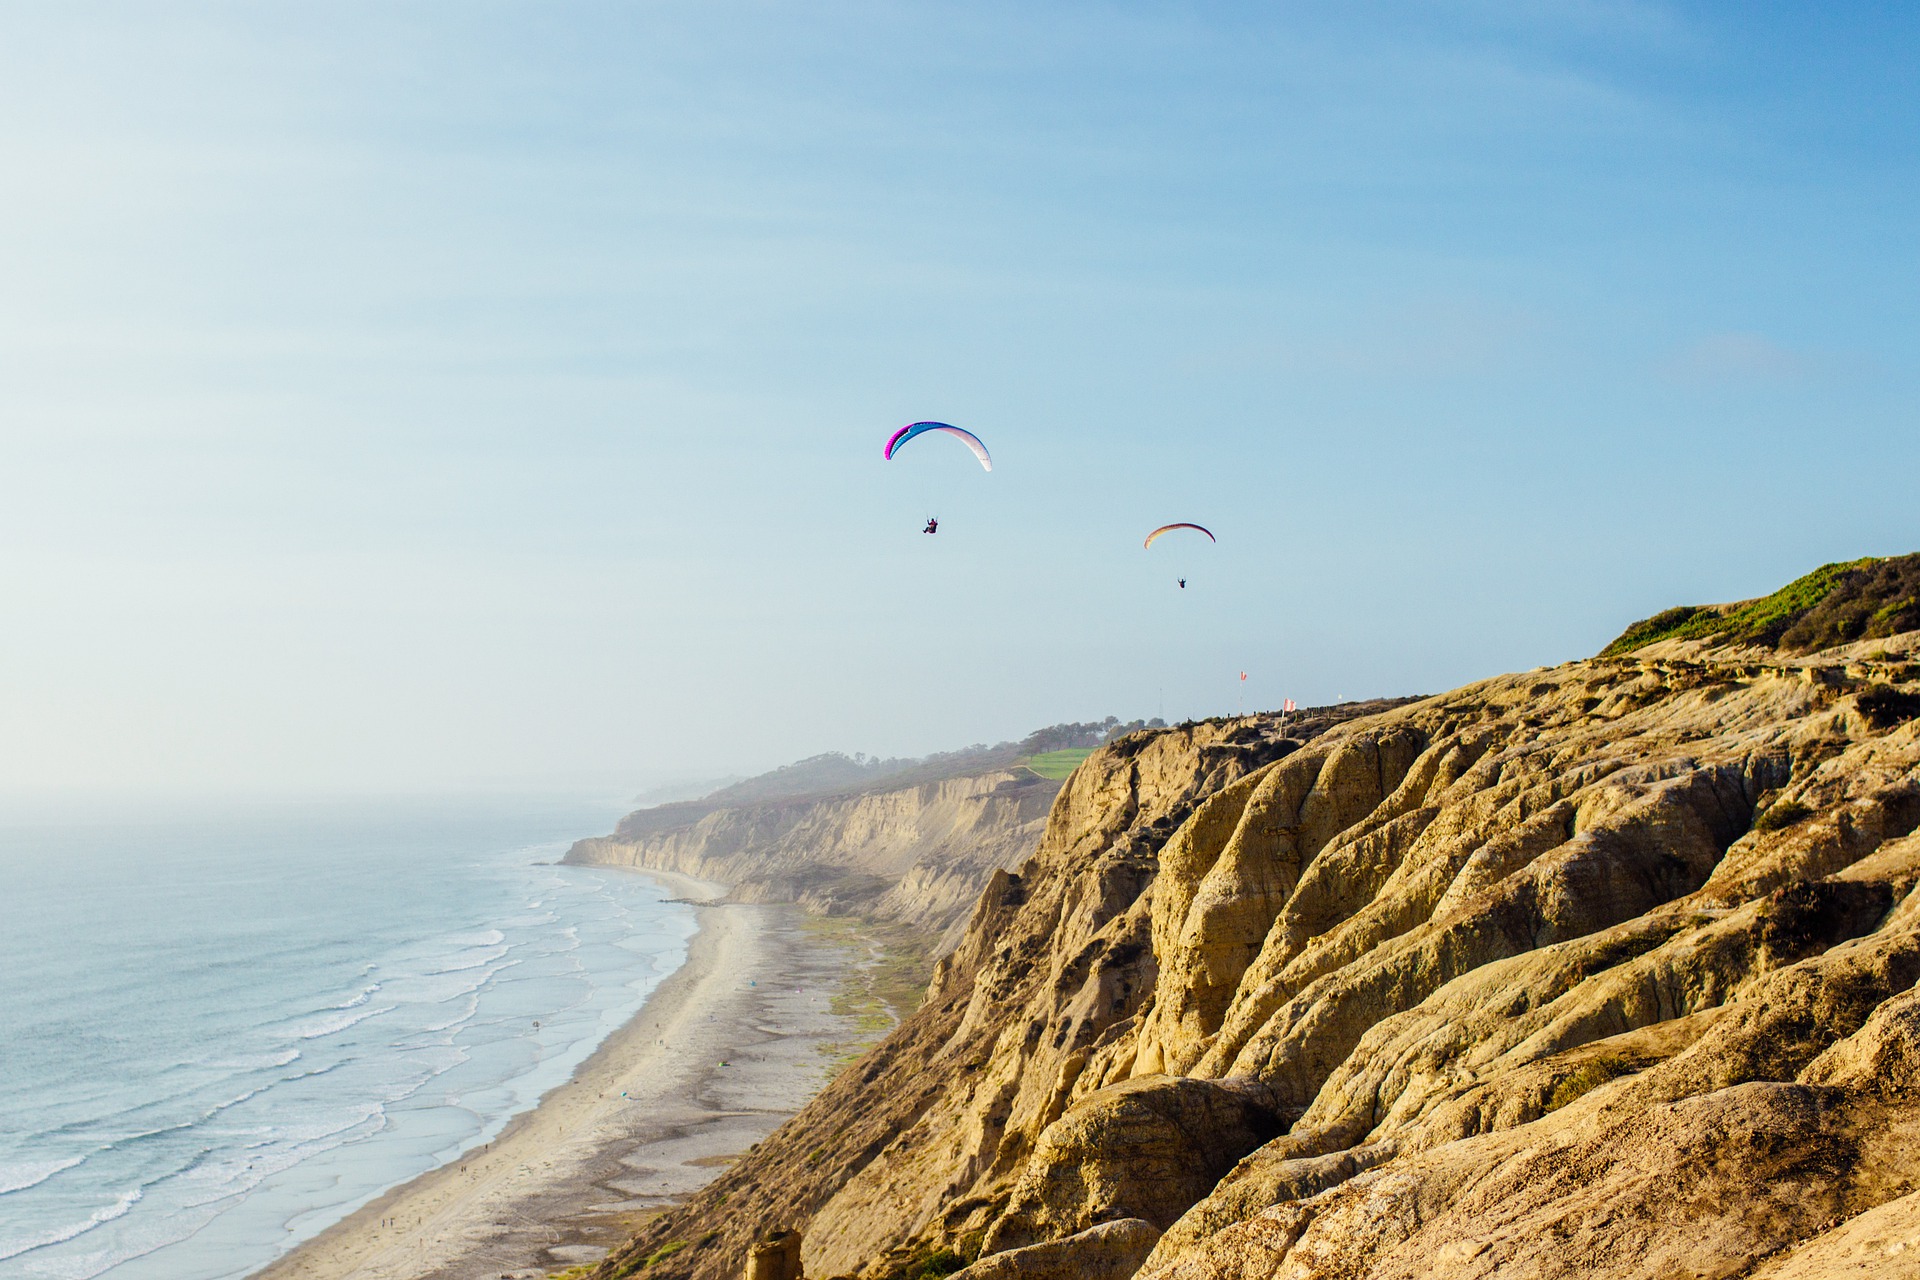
(4, 2, 1918, 797)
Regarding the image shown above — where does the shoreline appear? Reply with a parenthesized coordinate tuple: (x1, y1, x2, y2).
(253, 866, 859, 1280)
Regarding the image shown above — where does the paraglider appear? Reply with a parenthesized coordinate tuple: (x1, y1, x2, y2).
(884, 422, 992, 471)
(1146, 523, 1214, 589)
(888, 422, 989, 533)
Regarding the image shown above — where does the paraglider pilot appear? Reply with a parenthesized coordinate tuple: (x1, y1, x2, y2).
(923, 517, 939, 534)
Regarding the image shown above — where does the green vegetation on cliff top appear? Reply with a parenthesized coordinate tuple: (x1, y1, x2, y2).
(1021, 748, 1095, 780)
(1601, 553, 1920, 657)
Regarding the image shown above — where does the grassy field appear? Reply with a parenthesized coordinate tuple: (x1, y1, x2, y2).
(1023, 748, 1095, 780)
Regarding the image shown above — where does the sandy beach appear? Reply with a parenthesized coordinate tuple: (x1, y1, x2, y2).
(254, 869, 860, 1280)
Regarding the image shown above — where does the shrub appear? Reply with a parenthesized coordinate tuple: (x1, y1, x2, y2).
(908, 1250, 968, 1280)
(1546, 1056, 1632, 1111)
(882, 1246, 970, 1280)
(1754, 801, 1815, 834)
(1858, 685, 1920, 730)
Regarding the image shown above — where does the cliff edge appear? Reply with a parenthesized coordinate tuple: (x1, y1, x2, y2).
(567, 767, 1062, 948)
(595, 553, 1920, 1280)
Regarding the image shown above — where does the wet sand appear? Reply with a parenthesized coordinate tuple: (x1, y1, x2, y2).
(254, 870, 858, 1280)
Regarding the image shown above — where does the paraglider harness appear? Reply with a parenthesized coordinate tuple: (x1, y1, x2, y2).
(923, 517, 939, 534)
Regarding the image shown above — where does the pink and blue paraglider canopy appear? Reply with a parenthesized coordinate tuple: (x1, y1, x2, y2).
(883, 422, 992, 472)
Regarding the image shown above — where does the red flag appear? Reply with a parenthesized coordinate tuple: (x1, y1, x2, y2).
(1283, 698, 1296, 713)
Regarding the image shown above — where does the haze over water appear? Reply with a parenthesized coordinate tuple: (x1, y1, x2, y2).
(0, 798, 695, 1280)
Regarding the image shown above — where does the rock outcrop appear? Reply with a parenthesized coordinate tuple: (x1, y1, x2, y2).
(745, 1230, 805, 1280)
(593, 555, 1920, 1280)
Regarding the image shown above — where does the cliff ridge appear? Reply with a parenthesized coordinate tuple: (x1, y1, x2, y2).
(594, 555, 1920, 1280)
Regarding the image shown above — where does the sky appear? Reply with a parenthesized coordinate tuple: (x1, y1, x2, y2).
(1, 1, 1917, 798)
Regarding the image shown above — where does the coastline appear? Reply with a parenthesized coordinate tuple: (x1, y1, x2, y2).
(254, 867, 861, 1280)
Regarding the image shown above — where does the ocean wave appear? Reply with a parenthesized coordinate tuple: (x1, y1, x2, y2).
(0, 1184, 142, 1262)
(45, 1201, 219, 1280)
(330, 981, 383, 1010)
(285, 1059, 345, 1084)
(70, 1103, 391, 1271)
(199, 1083, 274, 1125)
(0, 1156, 85, 1196)
(188, 1102, 387, 1187)
(380, 958, 514, 1010)
(285, 1004, 395, 1042)
(417, 992, 481, 1035)
(37, 1065, 226, 1142)
(500, 910, 559, 931)
(423, 945, 510, 976)
(269, 1101, 386, 1151)
(70, 1078, 277, 1168)
(170, 1134, 315, 1212)
(202, 1047, 303, 1072)
(76, 1114, 197, 1153)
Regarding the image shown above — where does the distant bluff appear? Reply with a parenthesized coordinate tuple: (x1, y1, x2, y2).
(567, 718, 1169, 949)
(568, 767, 1058, 950)
(595, 555, 1920, 1280)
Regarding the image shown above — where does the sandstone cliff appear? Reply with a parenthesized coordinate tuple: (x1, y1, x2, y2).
(594, 554, 1920, 1280)
(566, 767, 1063, 948)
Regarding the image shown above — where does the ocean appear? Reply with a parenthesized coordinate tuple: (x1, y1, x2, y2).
(0, 797, 695, 1280)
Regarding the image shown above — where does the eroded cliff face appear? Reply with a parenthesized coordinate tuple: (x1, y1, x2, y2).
(587, 706, 1404, 1280)
(566, 769, 1061, 946)
(594, 617, 1920, 1280)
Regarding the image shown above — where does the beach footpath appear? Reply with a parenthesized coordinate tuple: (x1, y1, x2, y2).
(253, 870, 873, 1280)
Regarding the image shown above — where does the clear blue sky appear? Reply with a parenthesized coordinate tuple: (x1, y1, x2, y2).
(2, 2, 1916, 796)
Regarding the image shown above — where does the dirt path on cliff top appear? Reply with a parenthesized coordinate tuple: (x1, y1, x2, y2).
(252, 878, 867, 1280)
